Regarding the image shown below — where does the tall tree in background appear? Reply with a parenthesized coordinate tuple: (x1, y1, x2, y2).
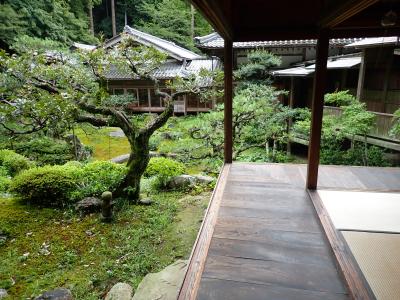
(88, 0, 102, 35)
(111, 0, 117, 36)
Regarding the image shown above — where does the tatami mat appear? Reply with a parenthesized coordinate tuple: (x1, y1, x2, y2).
(318, 190, 400, 232)
(342, 231, 400, 300)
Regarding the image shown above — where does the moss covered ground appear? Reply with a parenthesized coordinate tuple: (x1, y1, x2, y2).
(74, 126, 131, 161)
(0, 191, 210, 299)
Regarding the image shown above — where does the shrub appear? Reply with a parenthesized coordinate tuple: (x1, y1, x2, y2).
(144, 157, 185, 178)
(0, 176, 11, 193)
(321, 143, 389, 166)
(324, 90, 356, 107)
(10, 165, 80, 207)
(0, 149, 33, 176)
(144, 157, 185, 189)
(71, 161, 127, 200)
(14, 137, 75, 166)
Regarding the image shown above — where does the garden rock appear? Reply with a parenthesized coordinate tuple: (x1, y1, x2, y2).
(194, 175, 214, 185)
(132, 260, 187, 300)
(75, 197, 102, 214)
(111, 154, 130, 164)
(139, 198, 153, 205)
(35, 288, 73, 300)
(105, 282, 132, 300)
(167, 175, 196, 189)
(0, 289, 8, 299)
(109, 129, 126, 138)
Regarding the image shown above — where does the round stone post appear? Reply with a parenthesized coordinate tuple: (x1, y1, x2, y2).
(101, 191, 113, 223)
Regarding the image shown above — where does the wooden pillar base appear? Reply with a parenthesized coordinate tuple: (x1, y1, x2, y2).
(306, 31, 329, 189)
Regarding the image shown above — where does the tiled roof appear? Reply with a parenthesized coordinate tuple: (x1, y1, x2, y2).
(195, 32, 362, 49)
(104, 26, 202, 61)
(345, 36, 400, 48)
(105, 58, 221, 80)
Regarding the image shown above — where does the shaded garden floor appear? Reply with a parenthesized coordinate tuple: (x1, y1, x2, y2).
(0, 191, 210, 299)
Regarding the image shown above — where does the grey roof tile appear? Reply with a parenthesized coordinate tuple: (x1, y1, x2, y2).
(195, 32, 362, 49)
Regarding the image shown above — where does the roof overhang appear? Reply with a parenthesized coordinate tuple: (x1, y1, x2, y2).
(273, 55, 361, 77)
(345, 36, 400, 48)
(189, 0, 400, 41)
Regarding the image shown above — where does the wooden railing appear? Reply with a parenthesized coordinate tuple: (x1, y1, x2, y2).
(323, 106, 399, 142)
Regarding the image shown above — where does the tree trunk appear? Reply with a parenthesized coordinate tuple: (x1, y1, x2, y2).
(190, 5, 195, 40)
(114, 97, 174, 202)
(111, 0, 117, 37)
(88, 0, 94, 36)
(116, 133, 150, 201)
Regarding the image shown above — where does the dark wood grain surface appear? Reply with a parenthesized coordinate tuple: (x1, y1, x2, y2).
(179, 163, 400, 299)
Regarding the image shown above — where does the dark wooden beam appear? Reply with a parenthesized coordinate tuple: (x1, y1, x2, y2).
(319, 0, 379, 28)
(306, 31, 329, 190)
(224, 39, 233, 163)
(189, 0, 233, 39)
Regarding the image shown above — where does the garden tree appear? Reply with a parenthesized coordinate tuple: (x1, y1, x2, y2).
(0, 36, 218, 201)
(189, 50, 301, 162)
(0, 0, 97, 48)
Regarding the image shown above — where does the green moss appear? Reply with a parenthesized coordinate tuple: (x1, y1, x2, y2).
(73, 126, 131, 161)
(0, 190, 211, 299)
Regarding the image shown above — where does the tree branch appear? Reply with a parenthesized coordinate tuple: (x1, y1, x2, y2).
(75, 115, 109, 127)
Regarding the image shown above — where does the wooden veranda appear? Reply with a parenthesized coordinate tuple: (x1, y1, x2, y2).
(179, 163, 400, 299)
(178, 1, 400, 299)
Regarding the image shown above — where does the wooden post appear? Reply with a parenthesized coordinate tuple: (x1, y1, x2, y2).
(224, 39, 233, 163)
(382, 49, 393, 113)
(356, 49, 366, 100)
(287, 76, 295, 155)
(306, 32, 329, 190)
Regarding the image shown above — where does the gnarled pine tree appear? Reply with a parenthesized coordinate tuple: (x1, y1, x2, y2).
(0, 36, 218, 201)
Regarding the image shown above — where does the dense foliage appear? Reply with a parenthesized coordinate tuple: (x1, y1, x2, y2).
(188, 50, 301, 162)
(293, 90, 387, 166)
(0, 0, 97, 48)
(0, 0, 212, 51)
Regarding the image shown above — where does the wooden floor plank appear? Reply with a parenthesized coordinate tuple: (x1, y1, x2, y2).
(202, 255, 347, 294)
(197, 277, 349, 300)
(213, 227, 327, 248)
(208, 236, 336, 268)
(215, 214, 321, 235)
